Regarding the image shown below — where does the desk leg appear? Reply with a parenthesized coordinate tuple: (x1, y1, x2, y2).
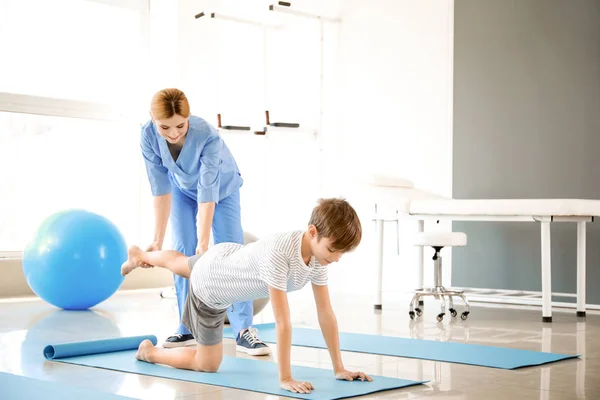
(577, 221, 586, 317)
(541, 222, 552, 322)
(374, 218, 384, 310)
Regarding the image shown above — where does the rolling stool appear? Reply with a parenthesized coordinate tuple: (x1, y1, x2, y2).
(409, 232, 470, 322)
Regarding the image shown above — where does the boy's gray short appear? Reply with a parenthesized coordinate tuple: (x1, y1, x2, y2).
(181, 252, 227, 346)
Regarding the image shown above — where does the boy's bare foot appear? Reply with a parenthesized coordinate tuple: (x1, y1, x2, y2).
(121, 245, 144, 276)
(135, 339, 155, 363)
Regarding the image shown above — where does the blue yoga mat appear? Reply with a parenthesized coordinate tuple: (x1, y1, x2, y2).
(223, 323, 579, 369)
(43, 335, 426, 400)
(0, 371, 136, 400)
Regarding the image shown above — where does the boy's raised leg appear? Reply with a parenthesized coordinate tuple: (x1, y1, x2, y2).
(121, 246, 191, 278)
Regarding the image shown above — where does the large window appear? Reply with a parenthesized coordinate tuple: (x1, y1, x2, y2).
(0, 111, 143, 253)
(0, 0, 150, 255)
(0, 0, 148, 104)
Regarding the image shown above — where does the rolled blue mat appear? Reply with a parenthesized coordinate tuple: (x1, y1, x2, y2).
(43, 335, 157, 360)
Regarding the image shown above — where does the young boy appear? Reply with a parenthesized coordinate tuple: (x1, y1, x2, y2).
(121, 198, 373, 394)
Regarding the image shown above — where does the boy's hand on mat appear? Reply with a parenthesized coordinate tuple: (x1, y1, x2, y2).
(335, 369, 373, 382)
(280, 378, 314, 394)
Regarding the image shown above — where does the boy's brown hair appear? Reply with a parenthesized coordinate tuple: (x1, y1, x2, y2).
(308, 198, 362, 252)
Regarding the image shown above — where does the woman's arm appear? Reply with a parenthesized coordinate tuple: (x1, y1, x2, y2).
(196, 201, 215, 253)
(150, 194, 171, 250)
(196, 135, 223, 252)
(140, 126, 172, 250)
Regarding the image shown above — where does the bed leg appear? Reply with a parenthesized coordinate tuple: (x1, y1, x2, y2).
(577, 221, 586, 317)
(541, 222, 552, 322)
(417, 220, 424, 305)
(374, 218, 384, 310)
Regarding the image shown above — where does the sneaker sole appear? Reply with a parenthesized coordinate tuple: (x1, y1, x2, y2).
(162, 339, 197, 348)
(236, 345, 271, 356)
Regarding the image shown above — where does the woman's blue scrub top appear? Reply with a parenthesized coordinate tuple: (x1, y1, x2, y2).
(140, 115, 243, 203)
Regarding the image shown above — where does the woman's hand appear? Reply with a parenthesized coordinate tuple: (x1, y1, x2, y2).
(140, 242, 162, 267)
(146, 241, 162, 252)
(196, 243, 208, 255)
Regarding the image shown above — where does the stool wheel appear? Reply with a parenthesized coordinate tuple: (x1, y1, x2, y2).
(409, 308, 424, 320)
(449, 308, 457, 318)
(461, 311, 470, 320)
(436, 313, 444, 322)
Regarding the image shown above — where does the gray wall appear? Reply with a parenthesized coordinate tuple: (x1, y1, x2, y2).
(452, 0, 600, 304)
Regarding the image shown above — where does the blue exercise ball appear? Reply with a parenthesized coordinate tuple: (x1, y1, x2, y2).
(22, 209, 127, 310)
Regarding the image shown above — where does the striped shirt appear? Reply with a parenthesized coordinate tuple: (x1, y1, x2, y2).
(190, 230, 328, 310)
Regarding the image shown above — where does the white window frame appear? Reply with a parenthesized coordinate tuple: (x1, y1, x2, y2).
(0, 92, 131, 122)
(0, 0, 150, 259)
(0, 94, 140, 259)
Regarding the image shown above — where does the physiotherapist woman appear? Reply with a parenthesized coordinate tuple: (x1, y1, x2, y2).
(140, 88, 269, 356)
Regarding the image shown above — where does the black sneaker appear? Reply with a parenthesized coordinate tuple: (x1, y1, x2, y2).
(236, 328, 271, 356)
(162, 333, 196, 348)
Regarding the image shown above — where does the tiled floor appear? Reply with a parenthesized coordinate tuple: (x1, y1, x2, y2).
(0, 288, 598, 399)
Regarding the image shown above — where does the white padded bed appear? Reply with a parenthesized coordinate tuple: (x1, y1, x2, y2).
(371, 180, 600, 322)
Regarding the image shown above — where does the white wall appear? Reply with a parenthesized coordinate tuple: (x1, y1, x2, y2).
(320, 0, 455, 295)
